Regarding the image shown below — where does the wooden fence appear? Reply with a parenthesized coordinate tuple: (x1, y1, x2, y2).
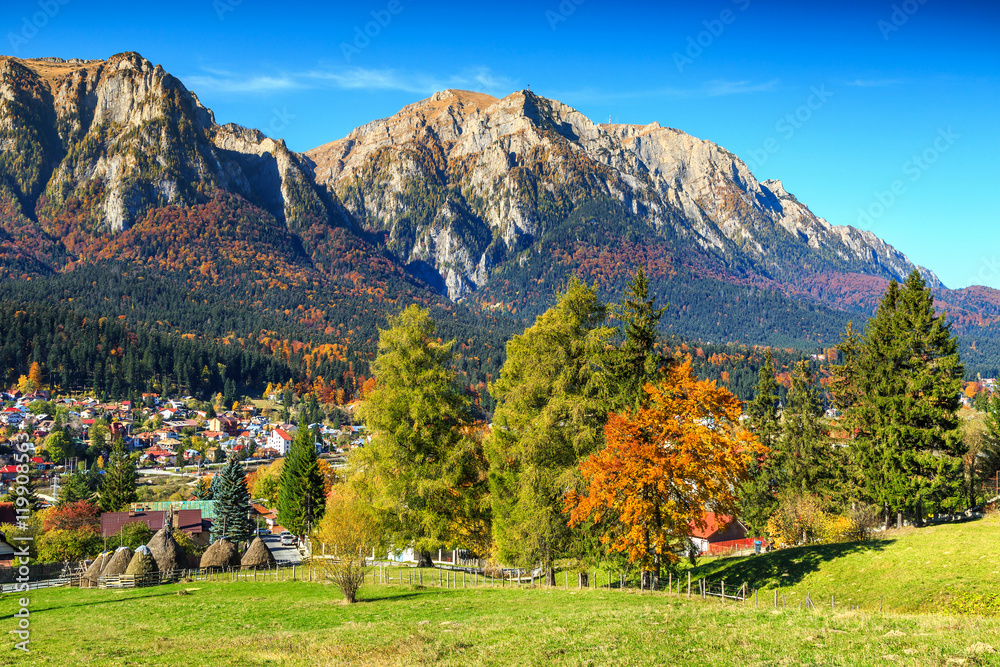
(4, 560, 886, 613)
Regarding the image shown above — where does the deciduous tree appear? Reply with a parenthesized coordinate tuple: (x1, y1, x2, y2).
(567, 359, 764, 577)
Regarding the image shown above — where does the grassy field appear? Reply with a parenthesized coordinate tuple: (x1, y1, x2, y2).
(2, 577, 1000, 665)
(686, 513, 1000, 615)
(2, 516, 998, 665)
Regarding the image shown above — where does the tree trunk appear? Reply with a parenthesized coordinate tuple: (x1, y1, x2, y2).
(896, 510, 903, 529)
(415, 550, 433, 568)
(884, 505, 891, 531)
(914, 501, 924, 527)
(641, 570, 656, 590)
(578, 571, 589, 588)
(544, 567, 555, 587)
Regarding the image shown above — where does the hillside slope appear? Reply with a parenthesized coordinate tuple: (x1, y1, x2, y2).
(688, 514, 1000, 614)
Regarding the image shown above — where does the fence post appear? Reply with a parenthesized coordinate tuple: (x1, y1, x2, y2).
(688, 572, 691, 598)
(721, 580, 725, 603)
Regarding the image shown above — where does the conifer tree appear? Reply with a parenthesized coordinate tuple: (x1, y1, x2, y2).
(278, 426, 326, 536)
(2, 474, 41, 513)
(213, 454, 254, 544)
(850, 271, 964, 526)
(737, 350, 782, 533)
(780, 360, 828, 493)
(599, 267, 667, 412)
(486, 278, 612, 579)
(828, 321, 862, 414)
(57, 471, 94, 505)
(99, 437, 138, 512)
(351, 305, 485, 565)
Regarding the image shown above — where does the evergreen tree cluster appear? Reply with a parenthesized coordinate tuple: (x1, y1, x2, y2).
(739, 271, 971, 534)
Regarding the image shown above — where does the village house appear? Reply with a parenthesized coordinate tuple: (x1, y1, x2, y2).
(101, 507, 212, 546)
(688, 513, 765, 555)
(268, 428, 294, 455)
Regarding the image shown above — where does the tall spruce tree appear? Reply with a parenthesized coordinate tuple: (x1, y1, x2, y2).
(599, 267, 667, 412)
(850, 271, 964, 526)
(213, 454, 254, 544)
(278, 426, 326, 536)
(737, 350, 783, 533)
(828, 321, 862, 414)
(99, 437, 137, 512)
(351, 305, 486, 565)
(780, 360, 828, 494)
(486, 278, 612, 580)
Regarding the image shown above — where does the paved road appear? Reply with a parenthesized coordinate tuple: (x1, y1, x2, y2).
(263, 535, 301, 565)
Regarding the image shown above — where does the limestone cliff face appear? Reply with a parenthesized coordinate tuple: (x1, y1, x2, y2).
(0, 53, 328, 234)
(307, 89, 941, 298)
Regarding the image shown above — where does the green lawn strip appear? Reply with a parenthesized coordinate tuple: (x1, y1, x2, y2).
(683, 514, 1000, 614)
(2, 580, 1000, 666)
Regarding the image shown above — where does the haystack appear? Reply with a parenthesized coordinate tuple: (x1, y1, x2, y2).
(125, 545, 158, 576)
(147, 525, 186, 573)
(101, 546, 133, 576)
(200, 537, 240, 570)
(241, 537, 276, 569)
(82, 551, 111, 588)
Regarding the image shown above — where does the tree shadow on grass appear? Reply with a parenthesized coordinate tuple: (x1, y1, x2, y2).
(693, 539, 895, 589)
(0, 590, 179, 619)
(357, 591, 441, 603)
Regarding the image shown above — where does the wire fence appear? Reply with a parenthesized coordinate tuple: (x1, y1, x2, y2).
(1, 560, 892, 613)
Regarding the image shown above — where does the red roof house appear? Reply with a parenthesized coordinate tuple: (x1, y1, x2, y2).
(689, 513, 754, 554)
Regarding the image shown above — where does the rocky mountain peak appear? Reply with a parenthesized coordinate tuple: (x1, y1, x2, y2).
(0, 51, 329, 235)
(306, 87, 942, 298)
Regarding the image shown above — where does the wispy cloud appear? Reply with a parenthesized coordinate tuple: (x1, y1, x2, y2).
(845, 78, 904, 88)
(185, 73, 299, 93)
(184, 65, 517, 96)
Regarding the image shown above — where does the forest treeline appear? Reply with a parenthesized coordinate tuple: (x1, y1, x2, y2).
(319, 268, 1000, 587)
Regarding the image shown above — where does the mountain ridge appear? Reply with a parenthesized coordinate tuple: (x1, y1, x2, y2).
(1, 52, 999, 387)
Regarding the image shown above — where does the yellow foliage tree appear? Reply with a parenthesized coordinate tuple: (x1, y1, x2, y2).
(16, 375, 37, 394)
(567, 359, 766, 576)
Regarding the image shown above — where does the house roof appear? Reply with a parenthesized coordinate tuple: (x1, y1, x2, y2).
(273, 429, 293, 441)
(100, 509, 204, 537)
(689, 513, 742, 540)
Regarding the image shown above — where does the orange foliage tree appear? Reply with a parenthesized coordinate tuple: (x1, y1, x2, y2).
(566, 359, 765, 577)
(28, 361, 44, 389)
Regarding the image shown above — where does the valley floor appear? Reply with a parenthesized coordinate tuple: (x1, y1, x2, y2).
(2, 578, 999, 666)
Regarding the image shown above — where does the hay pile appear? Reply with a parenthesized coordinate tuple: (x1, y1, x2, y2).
(81, 551, 111, 588)
(200, 537, 240, 569)
(125, 545, 158, 576)
(101, 546, 133, 576)
(241, 537, 276, 569)
(147, 525, 186, 573)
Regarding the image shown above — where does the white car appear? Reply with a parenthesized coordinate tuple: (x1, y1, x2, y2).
(279, 531, 295, 546)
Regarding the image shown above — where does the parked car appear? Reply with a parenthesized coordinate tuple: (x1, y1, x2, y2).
(280, 531, 294, 546)
(257, 528, 270, 536)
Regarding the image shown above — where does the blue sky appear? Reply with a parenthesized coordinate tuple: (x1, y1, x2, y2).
(3, 0, 998, 289)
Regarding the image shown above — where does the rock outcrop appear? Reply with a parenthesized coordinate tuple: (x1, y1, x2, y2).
(0, 53, 330, 234)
